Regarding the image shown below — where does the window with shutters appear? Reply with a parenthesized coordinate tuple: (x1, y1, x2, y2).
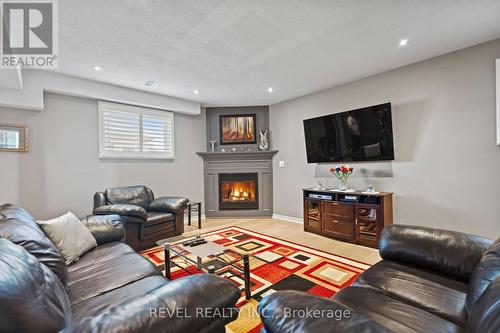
(98, 101, 174, 159)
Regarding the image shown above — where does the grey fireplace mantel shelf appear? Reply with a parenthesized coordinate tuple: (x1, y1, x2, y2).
(196, 150, 278, 161)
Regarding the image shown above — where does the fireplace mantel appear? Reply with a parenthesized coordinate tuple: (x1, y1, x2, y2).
(197, 150, 278, 217)
(196, 150, 278, 161)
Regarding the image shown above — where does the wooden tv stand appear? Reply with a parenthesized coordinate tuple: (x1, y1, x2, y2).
(303, 188, 393, 248)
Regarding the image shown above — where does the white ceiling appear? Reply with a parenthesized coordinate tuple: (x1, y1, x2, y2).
(57, 0, 500, 106)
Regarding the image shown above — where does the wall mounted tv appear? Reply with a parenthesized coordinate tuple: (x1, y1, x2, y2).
(303, 103, 394, 163)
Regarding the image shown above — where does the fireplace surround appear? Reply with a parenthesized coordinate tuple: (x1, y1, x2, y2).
(197, 150, 278, 217)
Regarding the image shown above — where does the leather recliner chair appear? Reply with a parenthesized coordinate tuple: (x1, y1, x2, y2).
(93, 185, 189, 251)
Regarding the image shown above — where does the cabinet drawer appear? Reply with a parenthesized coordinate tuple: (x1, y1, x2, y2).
(322, 201, 354, 217)
(322, 215, 354, 240)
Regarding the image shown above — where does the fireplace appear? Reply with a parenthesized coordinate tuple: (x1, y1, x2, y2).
(197, 150, 277, 217)
(219, 173, 258, 210)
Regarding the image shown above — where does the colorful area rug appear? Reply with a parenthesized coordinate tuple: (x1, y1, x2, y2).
(141, 226, 370, 333)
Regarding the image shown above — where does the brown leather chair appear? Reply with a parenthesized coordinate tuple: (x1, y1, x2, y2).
(93, 185, 189, 251)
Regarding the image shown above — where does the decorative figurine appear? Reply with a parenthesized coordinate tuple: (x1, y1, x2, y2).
(259, 129, 269, 150)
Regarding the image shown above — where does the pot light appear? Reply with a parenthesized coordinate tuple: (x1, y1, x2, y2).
(399, 38, 409, 47)
(92, 65, 102, 71)
(267, 87, 273, 93)
(194, 89, 199, 94)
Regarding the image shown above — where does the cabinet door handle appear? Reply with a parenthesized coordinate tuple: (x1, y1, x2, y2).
(355, 219, 359, 225)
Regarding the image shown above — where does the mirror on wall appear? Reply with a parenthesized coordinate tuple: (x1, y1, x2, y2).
(0, 124, 28, 152)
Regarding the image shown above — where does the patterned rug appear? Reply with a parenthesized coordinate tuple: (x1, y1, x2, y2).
(140, 226, 370, 333)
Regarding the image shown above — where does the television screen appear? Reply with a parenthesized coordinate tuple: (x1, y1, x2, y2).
(303, 103, 394, 163)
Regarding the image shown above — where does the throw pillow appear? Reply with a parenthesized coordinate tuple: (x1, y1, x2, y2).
(38, 212, 97, 265)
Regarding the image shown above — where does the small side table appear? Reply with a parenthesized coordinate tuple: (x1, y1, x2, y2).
(187, 201, 202, 229)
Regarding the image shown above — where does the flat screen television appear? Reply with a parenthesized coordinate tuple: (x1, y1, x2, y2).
(303, 103, 394, 163)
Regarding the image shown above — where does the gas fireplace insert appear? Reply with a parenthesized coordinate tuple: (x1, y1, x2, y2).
(219, 173, 258, 210)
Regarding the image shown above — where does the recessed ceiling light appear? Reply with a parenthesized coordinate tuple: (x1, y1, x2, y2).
(145, 80, 155, 87)
(267, 87, 273, 93)
(92, 65, 102, 71)
(194, 89, 199, 94)
(399, 38, 409, 47)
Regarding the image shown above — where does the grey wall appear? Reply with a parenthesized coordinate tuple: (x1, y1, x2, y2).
(206, 106, 269, 151)
(270, 39, 500, 238)
(0, 93, 206, 220)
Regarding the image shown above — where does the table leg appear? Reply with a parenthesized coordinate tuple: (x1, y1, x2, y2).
(164, 246, 171, 279)
(197, 256, 202, 270)
(198, 202, 202, 229)
(188, 205, 192, 226)
(243, 254, 251, 300)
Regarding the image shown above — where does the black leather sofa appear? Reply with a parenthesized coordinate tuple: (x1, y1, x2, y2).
(0, 204, 240, 333)
(93, 185, 189, 250)
(258, 225, 500, 333)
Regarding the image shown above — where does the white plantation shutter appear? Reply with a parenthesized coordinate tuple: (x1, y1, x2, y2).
(98, 102, 175, 159)
(102, 109, 141, 152)
(142, 114, 173, 153)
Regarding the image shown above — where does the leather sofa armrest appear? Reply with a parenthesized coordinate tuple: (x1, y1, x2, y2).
(93, 192, 106, 211)
(94, 204, 148, 221)
(60, 274, 240, 333)
(258, 290, 391, 333)
(465, 276, 500, 333)
(149, 196, 189, 214)
(379, 225, 493, 282)
(80, 215, 125, 245)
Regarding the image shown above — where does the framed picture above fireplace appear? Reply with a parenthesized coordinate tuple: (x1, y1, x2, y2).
(219, 114, 256, 145)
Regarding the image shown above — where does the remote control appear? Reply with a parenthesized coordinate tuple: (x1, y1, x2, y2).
(190, 239, 207, 247)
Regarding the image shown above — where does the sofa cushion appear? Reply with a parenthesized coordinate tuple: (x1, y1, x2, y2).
(258, 290, 394, 333)
(104, 185, 153, 209)
(354, 260, 468, 326)
(334, 286, 463, 333)
(0, 203, 68, 285)
(37, 212, 97, 265)
(0, 238, 72, 333)
(67, 241, 161, 305)
(466, 276, 500, 333)
(71, 275, 167, 321)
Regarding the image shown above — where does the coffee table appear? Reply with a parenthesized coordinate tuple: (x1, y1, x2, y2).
(157, 236, 251, 300)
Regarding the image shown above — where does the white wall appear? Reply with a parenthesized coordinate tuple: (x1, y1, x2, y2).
(0, 93, 205, 219)
(270, 39, 500, 238)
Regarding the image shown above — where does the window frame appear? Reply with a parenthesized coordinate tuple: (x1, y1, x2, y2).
(98, 101, 175, 160)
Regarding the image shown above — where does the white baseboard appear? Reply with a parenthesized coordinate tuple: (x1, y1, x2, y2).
(272, 214, 303, 224)
(184, 213, 303, 224)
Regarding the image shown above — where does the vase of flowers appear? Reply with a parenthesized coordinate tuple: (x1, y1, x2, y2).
(329, 165, 353, 191)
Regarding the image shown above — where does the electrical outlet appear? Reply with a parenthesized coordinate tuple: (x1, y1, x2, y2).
(279, 160, 285, 168)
